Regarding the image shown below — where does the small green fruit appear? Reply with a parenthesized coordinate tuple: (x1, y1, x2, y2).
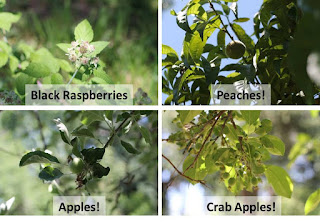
(228, 177, 236, 186)
(69, 157, 84, 174)
(226, 40, 246, 59)
(222, 172, 230, 179)
(251, 177, 258, 186)
(220, 165, 226, 172)
(253, 151, 261, 160)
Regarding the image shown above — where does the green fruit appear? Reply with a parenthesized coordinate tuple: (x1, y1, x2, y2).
(220, 165, 226, 172)
(222, 172, 230, 179)
(228, 177, 236, 186)
(69, 157, 84, 174)
(251, 177, 258, 186)
(253, 151, 261, 160)
(226, 40, 246, 59)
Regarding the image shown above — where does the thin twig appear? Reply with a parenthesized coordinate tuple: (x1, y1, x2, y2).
(184, 111, 226, 173)
(67, 69, 79, 85)
(103, 111, 134, 149)
(162, 154, 206, 185)
(209, 1, 234, 40)
(33, 111, 47, 151)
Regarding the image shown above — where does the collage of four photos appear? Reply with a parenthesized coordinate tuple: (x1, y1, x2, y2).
(0, 0, 320, 218)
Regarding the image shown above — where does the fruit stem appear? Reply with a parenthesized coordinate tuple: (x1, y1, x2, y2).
(67, 69, 79, 85)
(209, 1, 234, 41)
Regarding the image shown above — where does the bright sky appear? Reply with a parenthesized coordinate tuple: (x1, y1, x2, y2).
(162, 0, 263, 104)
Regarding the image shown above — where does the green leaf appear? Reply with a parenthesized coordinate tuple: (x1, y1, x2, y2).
(162, 44, 178, 57)
(139, 126, 152, 144)
(241, 111, 261, 125)
(265, 165, 293, 198)
(231, 23, 255, 53)
(88, 41, 109, 57)
(57, 43, 71, 53)
(71, 137, 82, 158)
(71, 128, 95, 138)
(51, 73, 64, 84)
(255, 119, 273, 135)
(59, 59, 73, 72)
(178, 110, 201, 124)
(176, 7, 191, 33)
(39, 166, 63, 181)
(0, 0, 6, 8)
(189, 31, 205, 62)
(121, 140, 140, 154)
(74, 19, 94, 42)
(24, 62, 52, 78)
(260, 135, 285, 156)
(305, 188, 320, 215)
(81, 111, 105, 125)
(19, 151, 60, 167)
(9, 55, 19, 72)
(201, 56, 219, 85)
(81, 147, 105, 165)
(15, 72, 35, 95)
(217, 29, 225, 48)
(0, 12, 21, 31)
(30, 48, 60, 74)
(0, 51, 8, 68)
(234, 18, 250, 23)
(92, 163, 110, 178)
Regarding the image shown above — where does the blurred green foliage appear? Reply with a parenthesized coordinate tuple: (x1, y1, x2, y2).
(0, 110, 158, 215)
(162, 110, 320, 215)
(1, 0, 158, 103)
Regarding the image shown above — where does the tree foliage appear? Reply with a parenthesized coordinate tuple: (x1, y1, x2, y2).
(163, 0, 320, 105)
(163, 110, 293, 198)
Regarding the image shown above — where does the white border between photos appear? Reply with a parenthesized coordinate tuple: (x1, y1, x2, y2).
(0, 0, 320, 220)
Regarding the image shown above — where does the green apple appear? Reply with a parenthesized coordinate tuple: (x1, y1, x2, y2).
(69, 157, 84, 174)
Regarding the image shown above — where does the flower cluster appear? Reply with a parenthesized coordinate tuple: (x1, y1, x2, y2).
(66, 40, 99, 69)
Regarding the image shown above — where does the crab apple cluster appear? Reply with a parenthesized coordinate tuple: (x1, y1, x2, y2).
(67, 40, 99, 69)
(215, 144, 264, 193)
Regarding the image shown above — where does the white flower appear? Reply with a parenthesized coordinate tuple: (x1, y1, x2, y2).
(71, 41, 79, 47)
(80, 57, 90, 65)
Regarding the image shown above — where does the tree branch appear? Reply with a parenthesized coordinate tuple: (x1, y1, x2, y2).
(162, 154, 206, 185)
(184, 111, 226, 173)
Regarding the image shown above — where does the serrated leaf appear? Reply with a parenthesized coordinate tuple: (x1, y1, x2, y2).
(121, 140, 140, 154)
(57, 43, 71, 53)
(74, 19, 94, 42)
(39, 166, 63, 181)
(24, 62, 52, 78)
(9, 55, 19, 72)
(19, 151, 60, 167)
(88, 41, 109, 57)
(265, 165, 293, 198)
(81, 147, 105, 165)
(305, 188, 320, 215)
